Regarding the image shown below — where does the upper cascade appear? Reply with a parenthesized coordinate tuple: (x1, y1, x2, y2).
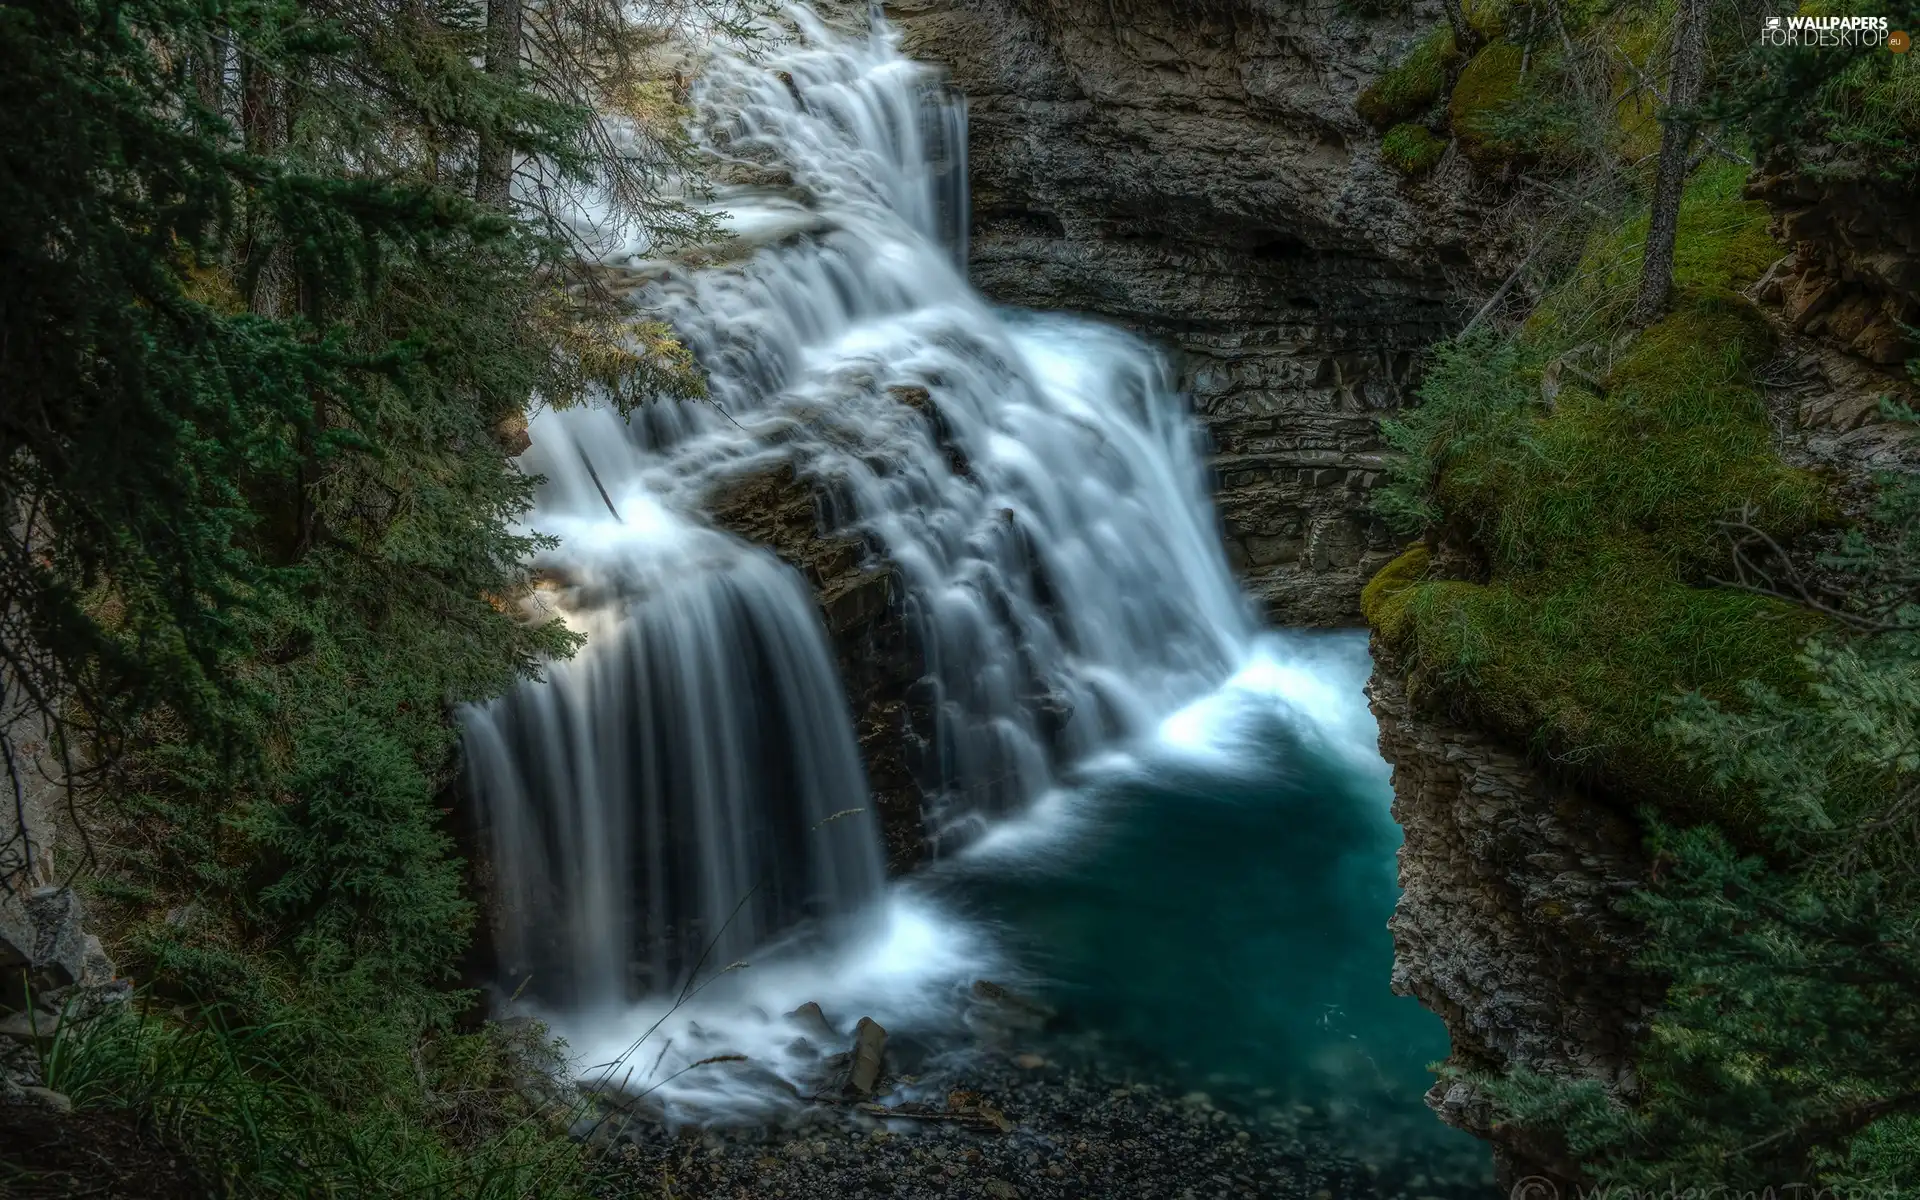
(462, 6, 1255, 1012)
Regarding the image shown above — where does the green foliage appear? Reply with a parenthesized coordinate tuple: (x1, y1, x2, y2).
(1369, 169, 1828, 814)
(1529, 163, 1785, 336)
(1712, 0, 1920, 183)
(1472, 40, 1614, 170)
(1449, 42, 1527, 168)
(37, 999, 587, 1198)
(1358, 25, 1461, 129)
(0, 0, 700, 1190)
(1485, 420, 1920, 1187)
(1381, 123, 1448, 175)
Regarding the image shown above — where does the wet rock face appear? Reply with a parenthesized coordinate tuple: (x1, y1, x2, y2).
(1366, 658, 1660, 1184)
(704, 461, 933, 875)
(888, 0, 1492, 623)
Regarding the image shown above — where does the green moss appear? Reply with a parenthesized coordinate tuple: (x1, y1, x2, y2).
(1357, 25, 1461, 129)
(1464, 0, 1509, 38)
(1367, 172, 1834, 824)
(1381, 123, 1449, 175)
(1448, 42, 1527, 168)
(1360, 544, 1432, 636)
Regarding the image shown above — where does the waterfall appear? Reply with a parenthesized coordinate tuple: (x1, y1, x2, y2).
(461, 418, 888, 1009)
(461, 5, 1255, 1050)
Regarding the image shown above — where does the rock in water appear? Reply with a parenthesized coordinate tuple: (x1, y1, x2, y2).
(970, 979, 1056, 1031)
(787, 1001, 835, 1042)
(846, 1017, 887, 1097)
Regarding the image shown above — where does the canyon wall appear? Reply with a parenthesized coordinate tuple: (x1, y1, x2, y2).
(1368, 662, 1658, 1182)
(887, 0, 1493, 622)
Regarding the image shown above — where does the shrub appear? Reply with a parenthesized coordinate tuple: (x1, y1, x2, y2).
(1357, 25, 1461, 128)
(1381, 123, 1448, 175)
(1368, 169, 1831, 819)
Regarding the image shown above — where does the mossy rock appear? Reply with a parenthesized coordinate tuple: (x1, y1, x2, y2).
(1464, 0, 1509, 39)
(1357, 26, 1460, 129)
(1360, 544, 1431, 638)
(1365, 171, 1837, 824)
(1381, 123, 1448, 176)
(1448, 42, 1526, 169)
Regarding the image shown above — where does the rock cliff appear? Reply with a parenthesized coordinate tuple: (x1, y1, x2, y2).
(1367, 662, 1659, 1183)
(1749, 163, 1919, 370)
(886, 0, 1500, 622)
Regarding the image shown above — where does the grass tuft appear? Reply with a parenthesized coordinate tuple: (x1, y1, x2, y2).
(1358, 25, 1461, 129)
(1381, 123, 1449, 175)
(34, 997, 590, 1199)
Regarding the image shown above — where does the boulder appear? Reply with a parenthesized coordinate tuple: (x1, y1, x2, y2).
(845, 1016, 886, 1097)
(13, 1085, 72, 1114)
(24, 888, 93, 990)
(1, 887, 118, 1010)
(0, 892, 32, 972)
(0, 1006, 62, 1045)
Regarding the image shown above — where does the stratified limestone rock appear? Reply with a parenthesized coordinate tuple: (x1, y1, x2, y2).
(1367, 657, 1660, 1184)
(887, 0, 1507, 622)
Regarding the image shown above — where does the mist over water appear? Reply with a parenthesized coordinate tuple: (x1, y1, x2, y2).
(458, 7, 1477, 1173)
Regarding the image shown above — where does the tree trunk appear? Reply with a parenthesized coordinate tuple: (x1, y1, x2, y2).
(193, 31, 225, 117)
(476, 0, 523, 207)
(1629, 0, 1709, 326)
(1440, 0, 1480, 54)
(241, 56, 291, 319)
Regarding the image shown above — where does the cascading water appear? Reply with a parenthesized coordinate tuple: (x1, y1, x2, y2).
(458, 8, 1382, 1124)
(459, 505, 885, 1009)
(631, 10, 1256, 844)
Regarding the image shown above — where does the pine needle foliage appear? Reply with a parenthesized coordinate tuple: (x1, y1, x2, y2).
(0, 0, 709, 1190)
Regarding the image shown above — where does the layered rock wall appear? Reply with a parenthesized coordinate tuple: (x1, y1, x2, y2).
(1750, 164, 1920, 369)
(1368, 662, 1658, 1182)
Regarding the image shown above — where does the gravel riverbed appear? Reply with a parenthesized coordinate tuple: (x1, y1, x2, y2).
(586, 1041, 1494, 1200)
